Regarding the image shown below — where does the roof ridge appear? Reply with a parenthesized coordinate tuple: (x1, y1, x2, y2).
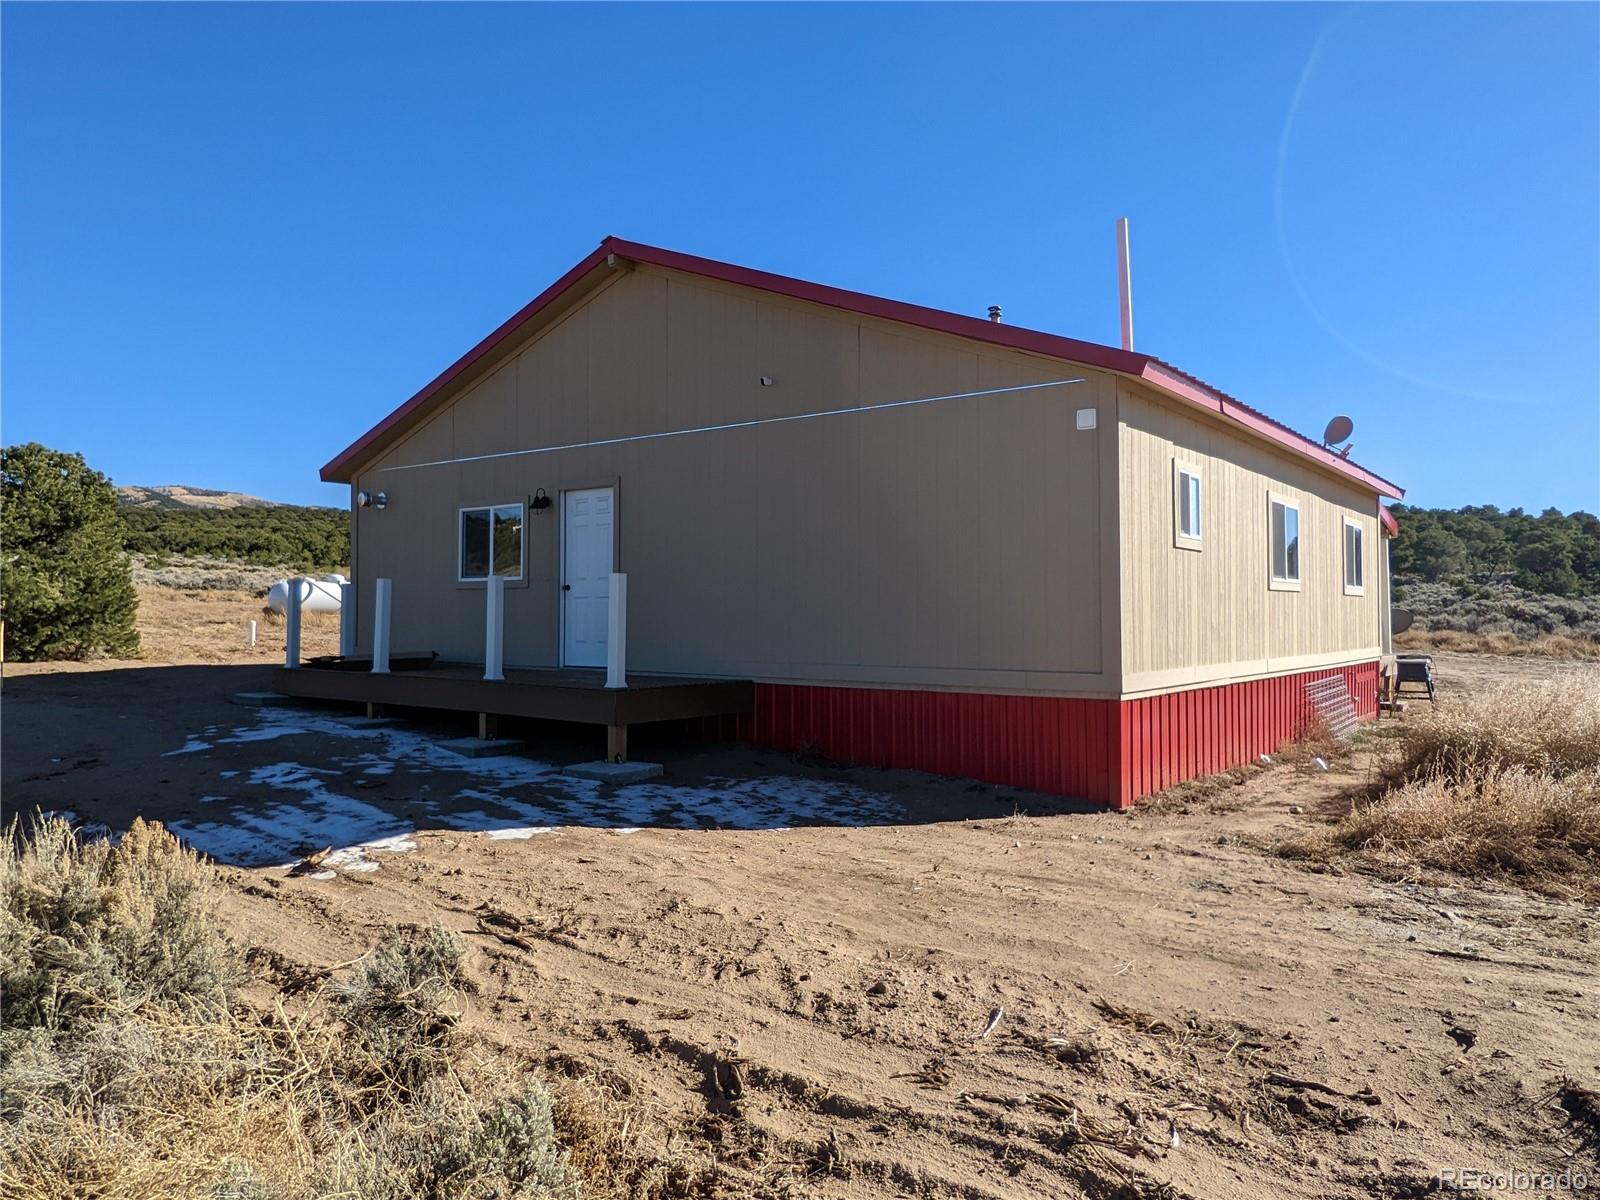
(320, 236, 1402, 499)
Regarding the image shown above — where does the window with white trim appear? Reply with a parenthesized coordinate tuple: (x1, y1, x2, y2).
(1173, 461, 1202, 548)
(1269, 496, 1301, 587)
(459, 504, 524, 581)
(1343, 517, 1365, 594)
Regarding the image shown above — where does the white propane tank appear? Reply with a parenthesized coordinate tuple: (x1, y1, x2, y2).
(266, 576, 343, 615)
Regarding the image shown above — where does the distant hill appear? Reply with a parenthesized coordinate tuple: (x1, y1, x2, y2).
(117, 486, 347, 570)
(1390, 504, 1598, 597)
(116, 484, 276, 511)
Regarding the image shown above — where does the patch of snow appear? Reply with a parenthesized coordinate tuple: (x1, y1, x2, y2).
(363, 833, 418, 854)
(169, 765, 412, 867)
(219, 770, 240, 779)
(165, 708, 904, 867)
(308, 869, 337, 882)
(163, 738, 212, 757)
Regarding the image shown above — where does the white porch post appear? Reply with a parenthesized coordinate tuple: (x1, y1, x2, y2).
(284, 576, 304, 668)
(371, 578, 392, 675)
(606, 572, 627, 689)
(339, 581, 356, 658)
(483, 574, 505, 681)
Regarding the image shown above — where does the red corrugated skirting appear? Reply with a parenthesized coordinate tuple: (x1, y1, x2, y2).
(741, 661, 1379, 811)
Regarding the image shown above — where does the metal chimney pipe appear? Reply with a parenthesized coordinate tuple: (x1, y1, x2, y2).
(1116, 218, 1134, 351)
(987, 305, 1002, 323)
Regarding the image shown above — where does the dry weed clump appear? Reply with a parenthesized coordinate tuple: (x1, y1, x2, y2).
(1377, 679, 1600, 788)
(1303, 768, 1600, 901)
(0, 815, 692, 1200)
(1275, 715, 1345, 770)
(1285, 679, 1600, 899)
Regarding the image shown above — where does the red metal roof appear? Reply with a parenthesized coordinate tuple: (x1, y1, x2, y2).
(1379, 506, 1399, 537)
(320, 235, 1404, 498)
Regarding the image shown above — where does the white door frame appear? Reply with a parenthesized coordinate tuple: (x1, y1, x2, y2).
(559, 484, 616, 668)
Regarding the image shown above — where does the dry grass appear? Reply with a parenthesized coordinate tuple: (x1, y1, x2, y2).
(1285, 678, 1600, 901)
(1397, 628, 1600, 661)
(1374, 678, 1600, 787)
(134, 585, 340, 665)
(0, 815, 700, 1200)
(1274, 715, 1346, 770)
(1301, 768, 1600, 902)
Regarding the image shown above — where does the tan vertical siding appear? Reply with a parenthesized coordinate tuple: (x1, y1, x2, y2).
(1116, 381, 1381, 693)
(349, 266, 1116, 694)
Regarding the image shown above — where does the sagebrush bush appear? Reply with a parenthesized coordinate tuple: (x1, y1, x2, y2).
(1396, 577, 1600, 642)
(0, 817, 682, 1200)
(333, 925, 469, 1098)
(0, 815, 236, 1035)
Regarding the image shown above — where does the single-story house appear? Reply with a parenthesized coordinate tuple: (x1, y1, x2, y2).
(306, 236, 1404, 808)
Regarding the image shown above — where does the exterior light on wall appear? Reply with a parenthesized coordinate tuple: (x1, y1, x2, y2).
(531, 488, 552, 512)
(759, 375, 774, 387)
(357, 490, 388, 510)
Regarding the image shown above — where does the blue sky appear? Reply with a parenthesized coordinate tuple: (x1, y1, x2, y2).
(3, 3, 1596, 511)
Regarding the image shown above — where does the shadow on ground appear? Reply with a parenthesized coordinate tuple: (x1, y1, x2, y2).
(3, 664, 1100, 867)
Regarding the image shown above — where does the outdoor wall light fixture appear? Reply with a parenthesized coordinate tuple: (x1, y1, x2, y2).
(357, 490, 388, 510)
(530, 488, 552, 512)
(759, 375, 774, 387)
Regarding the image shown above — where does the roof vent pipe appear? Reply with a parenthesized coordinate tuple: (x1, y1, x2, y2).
(987, 305, 1002, 323)
(1116, 217, 1134, 351)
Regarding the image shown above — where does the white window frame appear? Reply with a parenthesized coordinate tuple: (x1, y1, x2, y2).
(1268, 492, 1302, 591)
(457, 502, 526, 583)
(1172, 459, 1203, 551)
(1342, 516, 1365, 596)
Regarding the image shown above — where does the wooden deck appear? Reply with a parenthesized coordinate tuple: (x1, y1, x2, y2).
(271, 661, 753, 757)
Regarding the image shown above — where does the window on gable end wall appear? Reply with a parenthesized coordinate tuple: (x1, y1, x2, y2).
(1343, 517, 1365, 595)
(1268, 493, 1301, 590)
(459, 503, 525, 582)
(1172, 459, 1202, 551)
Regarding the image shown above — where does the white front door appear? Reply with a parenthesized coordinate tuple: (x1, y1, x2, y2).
(561, 487, 614, 667)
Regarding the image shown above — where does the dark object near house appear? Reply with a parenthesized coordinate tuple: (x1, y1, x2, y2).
(1394, 654, 1437, 704)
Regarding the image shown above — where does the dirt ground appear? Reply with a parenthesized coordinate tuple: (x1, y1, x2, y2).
(4, 642, 1597, 1199)
(3, 584, 341, 674)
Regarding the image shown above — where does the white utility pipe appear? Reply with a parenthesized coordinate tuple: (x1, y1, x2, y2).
(1116, 216, 1134, 352)
(372, 578, 392, 675)
(606, 572, 627, 689)
(483, 574, 505, 681)
(284, 576, 303, 668)
(339, 582, 356, 658)
(248, 619, 258, 649)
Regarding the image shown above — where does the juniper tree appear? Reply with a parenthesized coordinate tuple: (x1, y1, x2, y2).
(1, 443, 139, 660)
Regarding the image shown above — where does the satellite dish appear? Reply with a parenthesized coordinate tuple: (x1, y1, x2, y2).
(1323, 414, 1354, 446)
(1391, 607, 1415, 636)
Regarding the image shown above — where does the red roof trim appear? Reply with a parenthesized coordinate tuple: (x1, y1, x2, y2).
(1138, 363, 1404, 498)
(320, 242, 616, 481)
(1379, 505, 1399, 537)
(320, 235, 1405, 499)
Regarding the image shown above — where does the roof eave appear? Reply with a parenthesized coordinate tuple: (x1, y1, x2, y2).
(1136, 362, 1405, 499)
(321, 235, 1405, 500)
(319, 240, 626, 482)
